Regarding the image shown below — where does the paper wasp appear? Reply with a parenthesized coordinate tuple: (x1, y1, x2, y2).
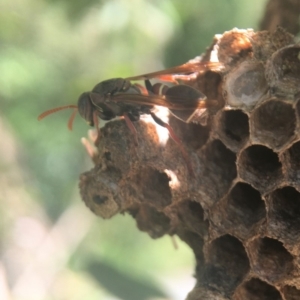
(38, 59, 223, 175)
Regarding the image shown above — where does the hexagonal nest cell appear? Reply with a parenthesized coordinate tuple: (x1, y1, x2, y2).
(201, 234, 250, 297)
(282, 141, 300, 186)
(238, 145, 282, 192)
(217, 109, 250, 152)
(251, 100, 296, 150)
(210, 182, 266, 240)
(266, 186, 300, 249)
(281, 285, 300, 300)
(234, 278, 282, 300)
(265, 44, 300, 96)
(169, 116, 210, 150)
(247, 237, 294, 284)
(79, 28, 300, 299)
(197, 139, 237, 207)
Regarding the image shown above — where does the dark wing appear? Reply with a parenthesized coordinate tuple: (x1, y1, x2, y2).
(110, 85, 214, 111)
(126, 61, 223, 81)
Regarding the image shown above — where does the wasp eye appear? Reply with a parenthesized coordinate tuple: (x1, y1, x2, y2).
(77, 92, 94, 126)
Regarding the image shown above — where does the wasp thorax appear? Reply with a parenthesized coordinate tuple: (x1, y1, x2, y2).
(77, 92, 94, 126)
(92, 78, 130, 95)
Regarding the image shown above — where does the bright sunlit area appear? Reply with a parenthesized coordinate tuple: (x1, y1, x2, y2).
(0, 0, 267, 299)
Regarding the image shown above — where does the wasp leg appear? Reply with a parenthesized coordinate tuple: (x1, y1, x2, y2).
(171, 235, 178, 250)
(150, 112, 195, 177)
(152, 75, 179, 84)
(145, 73, 197, 85)
(93, 111, 102, 146)
(132, 83, 149, 95)
(123, 113, 139, 146)
(144, 80, 169, 96)
(81, 129, 99, 163)
(171, 73, 198, 83)
(145, 79, 154, 93)
(81, 137, 94, 158)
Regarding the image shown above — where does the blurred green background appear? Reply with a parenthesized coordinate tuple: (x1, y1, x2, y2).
(0, 1, 267, 299)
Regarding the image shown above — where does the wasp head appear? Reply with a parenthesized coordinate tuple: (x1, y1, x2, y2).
(77, 92, 95, 126)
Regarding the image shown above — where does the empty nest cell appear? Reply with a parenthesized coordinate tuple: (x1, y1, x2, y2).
(176, 230, 205, 278)
(131, 168, 172, 209)
(296, 99, 300, 122)
(201, 235, 250, 296)
(179, 230, 204, 256)
(233, 278, 282, 300)
(251, 100, 296, 150)
(238, 145, 282, 192)
(128, 204, 171, 238)
(175, 200, 209, 237)
(210, 182, 266, 240)
(281, 285, 300, 300)
(282, 141, 300, 185)
(169, 117, 210, 150)
(266, 186, 300, 247)
(227, 182, 265, 226)
(218, 109, 249, 151)
(247, 237, 294, 283)
(199, 139, 237, 206)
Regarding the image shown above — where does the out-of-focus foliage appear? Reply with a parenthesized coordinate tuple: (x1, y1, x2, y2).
(0, 0, 267, 299)
(87, 260, 166, 300)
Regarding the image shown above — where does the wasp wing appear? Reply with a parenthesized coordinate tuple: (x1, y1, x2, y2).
(126, 61, 223, 81)
(165, 85, 217, 123)
(113, 85, 219, 123)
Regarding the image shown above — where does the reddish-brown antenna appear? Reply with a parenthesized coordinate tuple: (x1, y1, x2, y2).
(38, 105, 78, 131)
(67, 108, 78, 131)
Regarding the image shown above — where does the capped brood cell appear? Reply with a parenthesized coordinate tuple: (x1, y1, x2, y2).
(223, 61, 268, 110)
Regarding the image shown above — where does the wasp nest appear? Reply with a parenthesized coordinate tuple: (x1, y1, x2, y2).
(79, 27, 300, 299)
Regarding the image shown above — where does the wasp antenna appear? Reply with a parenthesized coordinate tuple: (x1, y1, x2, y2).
(38, 105, 78, 121)
(67, 108, 78, 131)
